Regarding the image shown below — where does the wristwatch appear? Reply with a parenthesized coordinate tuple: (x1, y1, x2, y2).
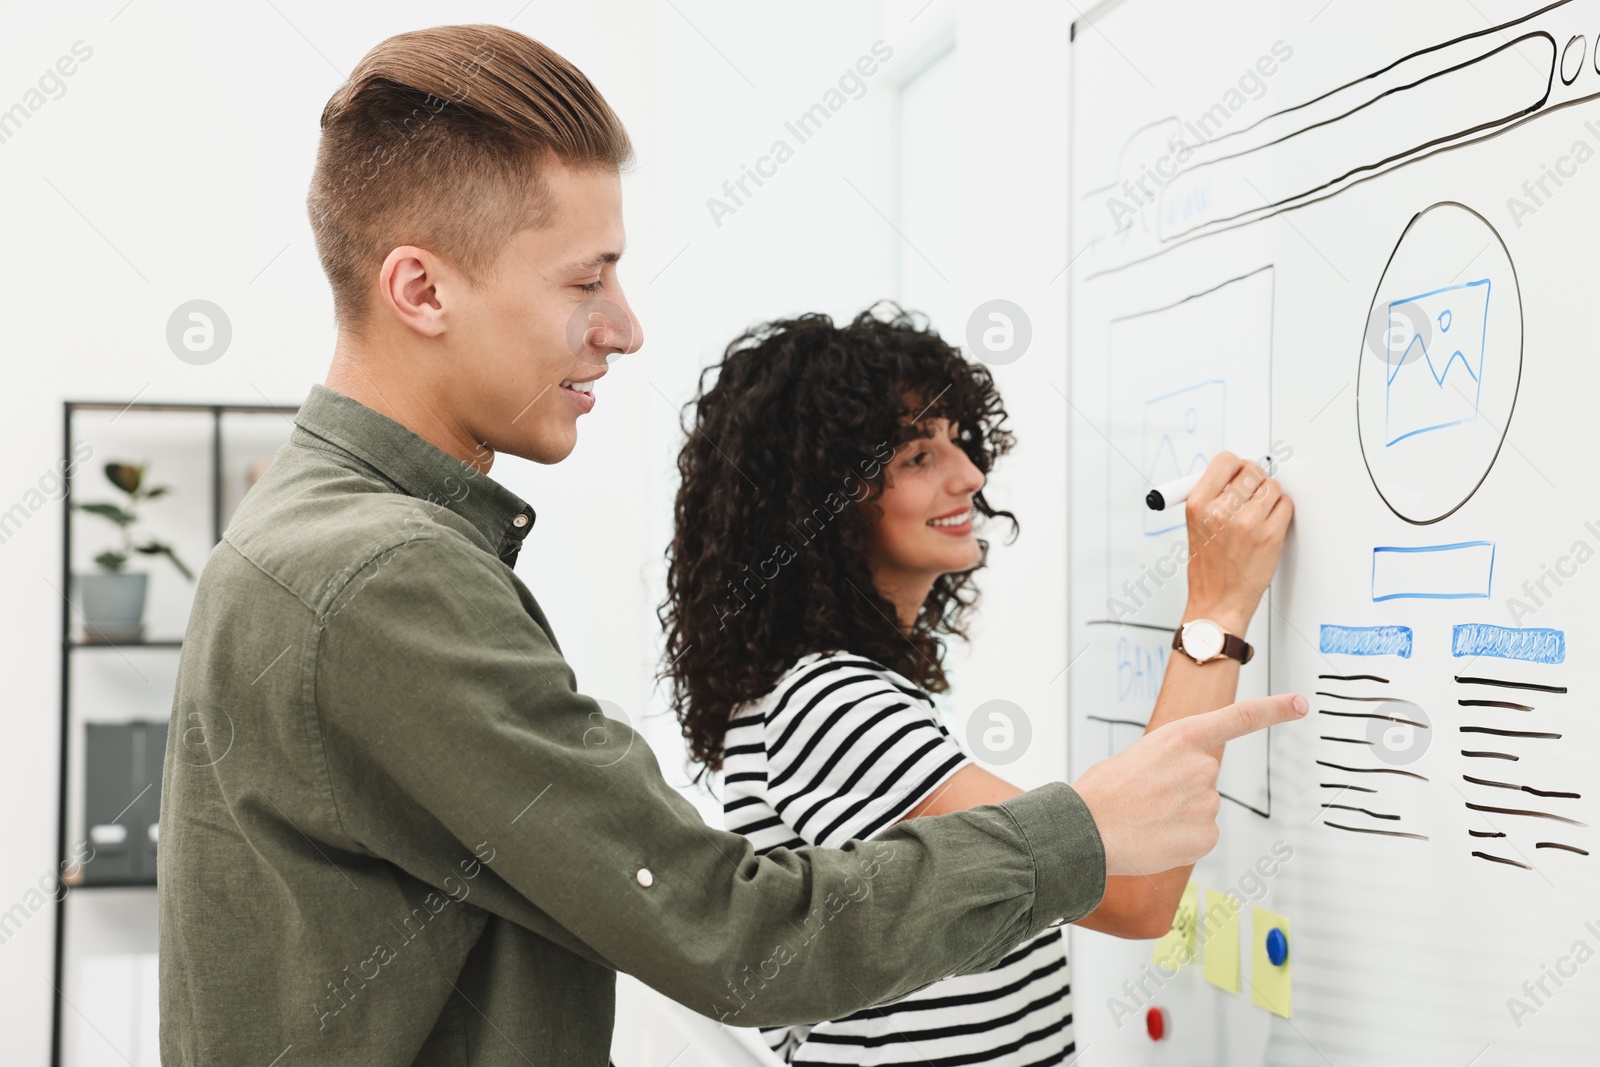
(1172, 618, 1253, 665)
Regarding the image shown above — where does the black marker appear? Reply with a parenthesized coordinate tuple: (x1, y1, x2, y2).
(1145, 455, 1277, 512)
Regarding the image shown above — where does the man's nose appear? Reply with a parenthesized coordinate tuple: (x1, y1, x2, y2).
(598, 296, 643, 357)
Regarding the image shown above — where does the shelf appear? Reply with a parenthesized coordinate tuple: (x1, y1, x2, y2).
(69, 878, 157, 891)
(55, 398, 299, 1067)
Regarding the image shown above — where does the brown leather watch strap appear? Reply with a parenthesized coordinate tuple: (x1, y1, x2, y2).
(1172, 624, 1254, 664)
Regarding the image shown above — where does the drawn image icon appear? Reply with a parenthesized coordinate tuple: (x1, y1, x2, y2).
(1142, 379, 1225, 536)
(1383, 280, 1489, 446)
(1357, 203, 1522, 525)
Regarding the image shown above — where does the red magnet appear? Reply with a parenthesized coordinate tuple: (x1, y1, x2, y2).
(1146, 1005, 1169, 1041)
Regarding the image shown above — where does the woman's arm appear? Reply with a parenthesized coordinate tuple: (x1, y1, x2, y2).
(904, 451, 1292, 940)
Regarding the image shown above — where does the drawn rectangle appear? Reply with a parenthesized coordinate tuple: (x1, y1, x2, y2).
(1385, 280, 1489, 446)
(1142, 379, 1225, 536)
(1156, 37, 1553, 241)
(1451, 623, 1566, 664)
(1371, 541, 1496, 602)
(1319, 624, 1414, 658)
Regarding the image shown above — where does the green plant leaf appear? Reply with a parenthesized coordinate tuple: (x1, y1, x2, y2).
(94, 550, 127, 572)
(78, 502, 135, 526)
(135, 541, 195, 581)
(105, 462, 144, 495)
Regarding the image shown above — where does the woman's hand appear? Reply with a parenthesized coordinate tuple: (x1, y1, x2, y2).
(1181, 451, 1293, 634)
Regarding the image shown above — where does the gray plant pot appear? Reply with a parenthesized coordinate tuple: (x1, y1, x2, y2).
(77, 572, 148, 643)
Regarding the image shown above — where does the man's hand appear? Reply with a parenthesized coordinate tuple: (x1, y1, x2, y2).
(1072, 693, 1307, 876)
(1183, 451, 1292, 634)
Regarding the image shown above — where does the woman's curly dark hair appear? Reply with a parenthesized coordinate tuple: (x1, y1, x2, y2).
(658, 302, 1018, 778)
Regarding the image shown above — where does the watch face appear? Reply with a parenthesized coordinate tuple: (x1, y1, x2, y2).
(1183, 620, 1225, 661)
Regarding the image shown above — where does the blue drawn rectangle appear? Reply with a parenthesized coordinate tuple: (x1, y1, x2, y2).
(1371, 541, 1495, 602)
(1385, 280, 1489, 447)
(1320, 624, 1414, 658)
(1142, 379, 1225, 537)
(1451, 623, 1565, 664)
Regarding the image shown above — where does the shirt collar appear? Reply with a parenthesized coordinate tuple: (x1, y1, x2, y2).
(290, 383, 536, 568)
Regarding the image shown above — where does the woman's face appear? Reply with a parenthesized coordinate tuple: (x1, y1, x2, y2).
(864, 418, 987, 594)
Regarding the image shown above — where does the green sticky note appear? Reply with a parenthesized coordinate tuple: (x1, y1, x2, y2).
(1202, 889, 1240, 993)
(1151, 882, 1199, 972)
(1250, 907, 1292, 1017)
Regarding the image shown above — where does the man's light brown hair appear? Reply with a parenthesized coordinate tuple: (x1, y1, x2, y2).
(307, 24, 633, 329)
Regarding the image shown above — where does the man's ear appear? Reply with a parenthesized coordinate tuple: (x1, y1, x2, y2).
(378, 245, 448, 338)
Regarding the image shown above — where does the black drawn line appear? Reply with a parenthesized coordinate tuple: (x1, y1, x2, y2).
(1466, 802, 1587, 827)
(1472, 851, 1533, 869)
(1086, 715, 1148, 729)
(1320, 782, 1378, 793)
(1314, 691, 1400, 702)
(1325, 821, 1428, 841)
(1468, 830, 1506, 838)
(1316, 759, 1428, 781)
(1462, 775, 1581, 799)
(1085, 619, 1175, 633)
(1459, 727, 1561, 739)
(1322, 803, 1401, 820)
(1462, 749, 1519, 761)
(1319, 709, 1429, 728)
(1536, 842, 1590, 855)
(1455, 675, 1568, 693)
(1459, 699, 1535, 711)
(1318, 673, 1390, 683)
(1321, 735, 1374, 745)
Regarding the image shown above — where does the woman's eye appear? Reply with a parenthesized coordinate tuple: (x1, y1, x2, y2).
(907, 451, 929, 467)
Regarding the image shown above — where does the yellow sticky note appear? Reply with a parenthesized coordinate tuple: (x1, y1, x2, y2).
(1250, 907, 1292, 1018)
(1202, 890, 1240, 993)
(1150, 882, 1199, 972)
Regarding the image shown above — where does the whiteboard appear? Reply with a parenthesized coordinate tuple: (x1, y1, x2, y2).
(1066, 2, 1598, 1063)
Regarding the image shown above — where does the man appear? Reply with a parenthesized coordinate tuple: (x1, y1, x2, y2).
(158, 24, 1303, 1065)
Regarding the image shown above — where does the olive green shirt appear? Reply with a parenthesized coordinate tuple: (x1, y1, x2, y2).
(157, 382, 1106, 1066)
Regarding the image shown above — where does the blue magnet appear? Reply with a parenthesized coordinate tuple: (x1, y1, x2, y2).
(1265, 927, 1288, 967)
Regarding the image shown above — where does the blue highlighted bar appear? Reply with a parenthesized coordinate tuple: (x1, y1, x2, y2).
(1320, 624, 1414, 658)
(1451, 624, 1565, 665)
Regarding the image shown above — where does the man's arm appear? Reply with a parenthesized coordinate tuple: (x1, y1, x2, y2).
(313, 532, 1104, 1028)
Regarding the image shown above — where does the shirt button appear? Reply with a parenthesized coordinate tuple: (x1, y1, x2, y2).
(636, 868, 654, 888)
(512, 513, 530, 528)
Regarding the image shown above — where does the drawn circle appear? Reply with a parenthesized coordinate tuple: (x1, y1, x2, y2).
(965, 299, 1032, 366)
(1563, 35, 1586, 84)
(1184, 406, 1198, 433)
(166, 300, 232, 366)
(965, 699, 1031, 765)
(581, 699, 634, 768)
(174, 703, 234, 767)
(1355, 203, 1522, 525)
(1364, 700, 1431, 766)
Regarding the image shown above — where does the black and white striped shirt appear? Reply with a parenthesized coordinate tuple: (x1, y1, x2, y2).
(721, 651, 1076, 1065)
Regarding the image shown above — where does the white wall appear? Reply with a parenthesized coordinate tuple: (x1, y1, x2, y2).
(0, 2, 1074, 1064)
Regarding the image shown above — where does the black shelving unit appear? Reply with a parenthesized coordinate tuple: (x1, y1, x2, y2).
(53, 400, 298, 1067)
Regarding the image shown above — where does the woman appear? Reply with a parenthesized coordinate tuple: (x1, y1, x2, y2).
(660, 304, 1289, 1064)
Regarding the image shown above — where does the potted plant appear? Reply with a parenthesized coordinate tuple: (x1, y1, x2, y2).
(75, 461, 194, 642)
